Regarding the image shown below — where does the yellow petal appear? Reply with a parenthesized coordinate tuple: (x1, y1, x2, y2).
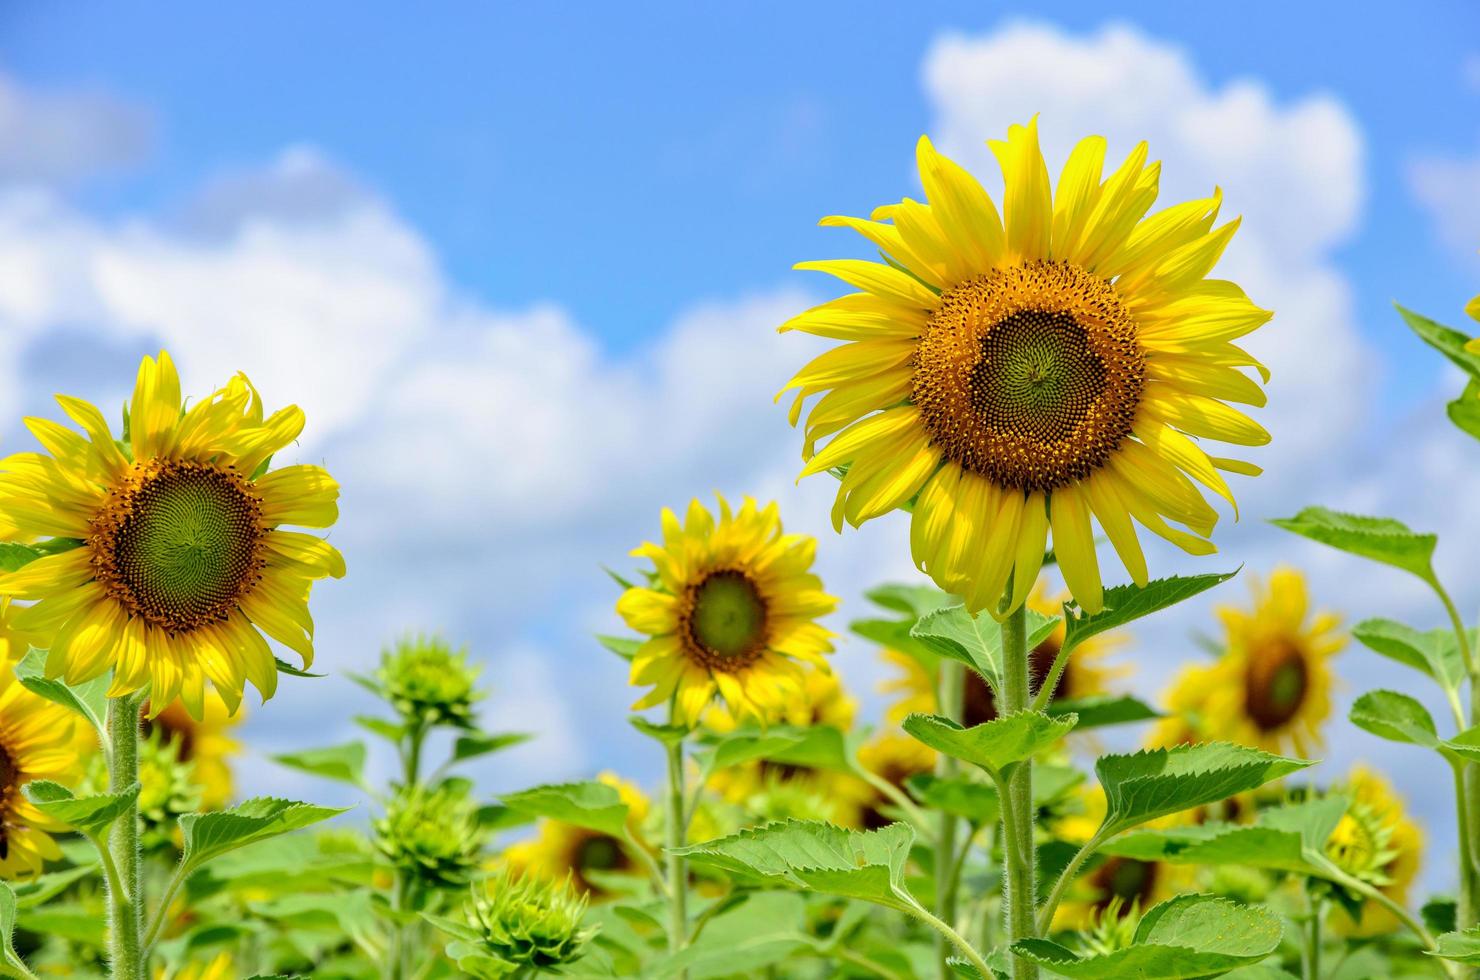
(1050, 484, 1102, 614)
(988, 118, 1052, 262)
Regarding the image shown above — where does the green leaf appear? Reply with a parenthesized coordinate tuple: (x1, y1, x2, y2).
(1348, 690, 1442, 750)
(23, 781, 139, 838)
(0, 542, 44, 572)
(865, 582, 953, 618)
(450, 731, 533, 762)
(353, 715, 407, 742)
(906, 774, 1000, 825)
(179, 797, 348, 872)
(13, 648, 107, 738)
(910, 604, 1058, 693)
(647, 892, 811, 979)
(1397, 305, 1480, 382)
(700, 724, 856, 775)
(630, 718, 690, 747)
(274, 656, 325, 678)
(1270, 506, 1437, 585)
(1061, 571, 1238, 655)
(1448, 381, 1480, 443)
(8, 863, 97, 909)
(1431, 926, 1480, 964)
(1096, 742, 1311, 836)
(0, 882, 32, 979)
(1047, 694, 1160, 729)
(1011, 894, 1282, 979)
(597, 634, 641, 661)
(500, 781, 630, 837)
(271, 742, 367, 788)
(902, 711, 1075, 777)
(851, 617, 940, 665)
(1352, 618, 1470, 692)
(674, 820, 919, 912)
(1443, 727, 1480, 765)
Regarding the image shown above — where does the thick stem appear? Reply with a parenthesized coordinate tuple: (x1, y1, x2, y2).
(935, 660, 964, 979)
(1302, 892, 1323, 980)
(1457, 763, 1476, 936)
(106, 695, 146, 980)
(1000, 600, 1040, 980)
(665, 719, 689, 974)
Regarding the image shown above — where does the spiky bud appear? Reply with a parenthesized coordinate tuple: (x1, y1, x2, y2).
(374, 781, 486, 889)
(374, 634, 481, 729)
(464, 869, 596, 971)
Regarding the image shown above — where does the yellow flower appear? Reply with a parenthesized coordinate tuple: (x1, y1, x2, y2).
(1152, 566, 1341, 756)
(0, 598, 40, 662)
(855, 733, 936, 830)
(0, 665, 80, 878)
(707, 663, 855, 733)
(154, 952, 233, 980)
(0, 351, 345, 717)
(617, 494, 836, 727)
(781, 120, 1270, 616)
(143, 690, 242, 810)
(504, 772, 651, 899)
(1467, 290, 1480, 354)
(881, 579, 1125, 726)
(1326, 765, 1423, 937)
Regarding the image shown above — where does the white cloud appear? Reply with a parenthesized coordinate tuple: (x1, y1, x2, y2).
(0, 72, 152, 184)
(1407, 148, 1480, 266)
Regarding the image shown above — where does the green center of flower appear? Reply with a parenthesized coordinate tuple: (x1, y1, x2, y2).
(971, 311, 1108, 442)
(683, 570, 769, 667)
(576, 834, 626, 873)
(91, 460, 266, 634)
(1244, 639, 1309, 731)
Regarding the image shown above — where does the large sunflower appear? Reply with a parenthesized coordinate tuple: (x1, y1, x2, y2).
(504, 773, 651, 899)
(1153, 566, 1341, 756)
(781, 120, 1270, 615)
(142, 690, 243, 810)
(0, 352, 345, 717)
(617, 494, 836, 726)
(1325, 765, 1423, 937)
(0, 665, 80, 878)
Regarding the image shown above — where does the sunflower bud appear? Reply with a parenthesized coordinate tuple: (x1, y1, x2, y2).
(137, 734, 202, 849)
(464, 869, 596, 971)
(374, 781, 486, 889)
(375, 634, 481, 729)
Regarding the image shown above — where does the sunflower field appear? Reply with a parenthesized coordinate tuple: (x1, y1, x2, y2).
(0, 64, 1479, 980)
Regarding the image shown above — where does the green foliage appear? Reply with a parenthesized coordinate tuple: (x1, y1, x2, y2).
(902, 710, 1075, 777)
(370, 633, 482, 729)
(180, 797, 349, 873)
(374, 782, 487, 889)
(0, 882, 33, 980)
(430, 869, 597, 974)
(1270, 506, 1438, 586)
(271, 741, 368, 788)
(1046, 694, 1160, 729)
(909, 602, 1058, 693)
(499, 780, 631, 837)
(1348, 690, 1442, 750)
(1430, 926, 1480, 964)
(23, 780, 140, 838)
(1352, 618, 1470, 692)
(1448, 380, 1480, 443)
(13, 648, 107, 740)
(1397, 304, 1480, 381)
(1060, 571, 1239, 655)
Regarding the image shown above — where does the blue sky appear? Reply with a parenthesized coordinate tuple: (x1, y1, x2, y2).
(1, 2, 1480, 889)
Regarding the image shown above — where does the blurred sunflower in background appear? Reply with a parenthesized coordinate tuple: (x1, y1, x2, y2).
(1153, 567, 1341, 756)
(504, 773, 651, 899)
(856, 733, 936, 830)
(1326, 765, 1423, 937)
(0, 666, 80, 878)
(143, 691, 242, 810)
(617, 494, 835, 726)
(155, 952, 234, 980)
(781, 119, 1270, 615)
(0, 351, 345, 717)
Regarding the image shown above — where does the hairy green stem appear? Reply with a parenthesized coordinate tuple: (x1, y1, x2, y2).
(1302, 892, 1323, 980)
(935, 659, 964, 979)
(106, 694, 146, 980)
(665, 714, 689, 974)
(1035, 830, 1107, 935)
(857, 767, 935, 842)
(1000, 600, 1040, 980)
(905, 901, 994, 980)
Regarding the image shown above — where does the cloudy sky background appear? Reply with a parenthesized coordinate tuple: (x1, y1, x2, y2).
(3, 2, 1480, 891)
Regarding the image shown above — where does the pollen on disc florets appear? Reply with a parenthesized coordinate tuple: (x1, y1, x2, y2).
(678, 568, 770, 670)
(912, 260, 1146, 493)
(88, 459, 267, 635)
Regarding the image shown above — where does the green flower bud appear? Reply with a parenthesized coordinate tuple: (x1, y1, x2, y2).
(464, 869, 596, 971)
(374, 781, 486, 889)
(137, 733, 202, 849)
(375, 634, 481, 729)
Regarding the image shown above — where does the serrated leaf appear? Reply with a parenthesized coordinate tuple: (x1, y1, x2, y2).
(24, 781, 139, 837)
(1397, 305, 1480, 381)
(1430, 925, 1480, 964)
(905, 774, 1000, 824)
(1062, 572, 1238, 655)
(500, 781, 629, 837)
(1047, 694, 1160, 729)
(674, 820, 918, 912)
(1096, 742, 1311, 835)
(13, 648, 107, 737)
(1448, 380, 1480, 443)
(1270, 506, 1437, 584)
(1352, 618, 1470, 692)
(0, 882, 31, 979)
(1011, 894, 1281, 979)
(180, 797, 349, 872)
(597, 634, 641, 661)
(271, 742, 367, 787)
(1349, 690, 1441, 750)
(902, 711, 1075, 777)
(451, 731, 532, 762)
(910, 604, 1058, 693)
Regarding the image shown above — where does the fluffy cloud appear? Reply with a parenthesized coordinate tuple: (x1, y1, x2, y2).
(1407, 147, 1480, 266)
(0, 72, 153, 184)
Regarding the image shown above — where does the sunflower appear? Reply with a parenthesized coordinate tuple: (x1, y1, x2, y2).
(0, 598, 40, 662)
(780, 120, 1270, 616)
(1325, 765, 1423, 937)
(1154, 566, 1341, 757)
(0, 351, 345, 717)
(504, 772, 651, 899)
(855, 733, 936, 830)
(881, 578, 1125, 726)
(617, 494, 836, 726)
(142, 690, 242, 810)
(0, 665, 80, 878)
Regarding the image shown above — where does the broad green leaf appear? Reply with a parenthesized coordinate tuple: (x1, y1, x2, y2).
(1443, 727, 1480, 764)
(16, 903, 105, 946)
(630, 718, 689, 747)
(8, 863, 97, 909)
(23, 781, 139, 837)
(910, 604, 1058, 693)
(1061, 571, 1238, 654)
(647, 892, 810, 979)
(674, 820, 918, 912)
(1096, 742, 1311, 835)
(0, 882, 31, 979)
(14, 648, 107, 738)
(701, 724, 857, 775)
(1448, 381, 1480, 443)
(1397, 305, 1480, 381)
(450, 731, 532, 762)
(597, 634, 641, 661)
(1011, 894, 1281, 979)
(1270, 506, 1437, 584)
(1047, 694, 1160, 729)
(902, 711, 1075, 776)
(353, 715, 407, 742)
(180, 797, 348, 871)
(1351, 618, 1470, 691)
(0, 542, 44, 572)
(864, 582, 952, 618)
(500, 781, 629, 837)
(1431, 926, 1480, 964)
(851, 617, 940, 664)
(250, 891, 386, 957)
(271, 742, 367, 788)
(1348, 690, 1441, 750)
(906, 774, 1001, 824)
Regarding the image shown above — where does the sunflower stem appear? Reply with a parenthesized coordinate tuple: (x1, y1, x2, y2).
(105, 693, 146, 980)
(1301, 890, 1323, 980)
(935, 659, 963, 980)
(664, 709, 689, 975)
(1000, 598, 1040, 980)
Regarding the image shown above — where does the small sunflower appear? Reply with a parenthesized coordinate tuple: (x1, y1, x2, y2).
(504, 772, 651, 899)
(781, 120, 1270, 615)
(881, 578, 1125, 727)
(0, 351, 345, 717)
(617, 494, 836, 726)
(1155, 566, 1341, 756)
(0, 665, 80, 878)
(142, 690, 242, 810)
(1325, 765, 1423, 937)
